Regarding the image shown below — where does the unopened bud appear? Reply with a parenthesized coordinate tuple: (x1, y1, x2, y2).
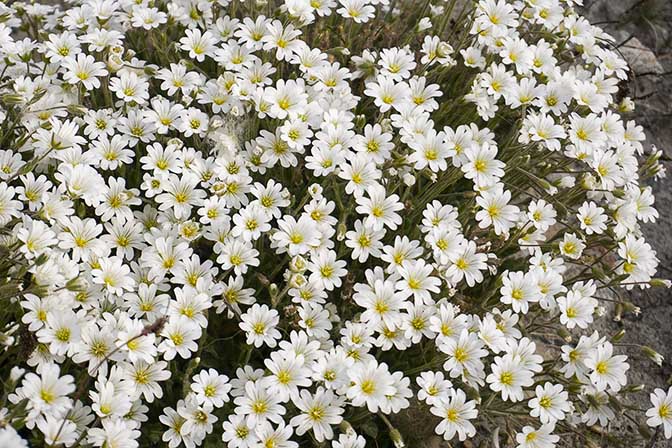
(591, 266, 606, 281)
(289, 273, 306, 289)
(66, 104, 87, 116)
(566, 382, 582, 394)
(613, 303, 623, 322)
(328, 46, 351, 57)
(642, 346, 664, 366)
(650, 278, 671, 288)
(336, 222, 347, 241)
(10, 366, 25, 383)
(557, 328, 572, 342)
(167, 138, 184, 149)
(35, 253, 49, 266)
(607, 394, 622, 413)
(65, 277, 86, 292)
(618, 97, 635, 113)
(289, 255, 307, 273)
(2, 93, 24, 105)
(611, 329, 626, 343)
(389, 428, 405, 448)
(354, 114, 366, 131)
(256, 273, 270, 287)
(339, 421, 356, 437)
(637, 423, 653, 439)
(611, 188, 626, 199)
(622, 384, 646, 393)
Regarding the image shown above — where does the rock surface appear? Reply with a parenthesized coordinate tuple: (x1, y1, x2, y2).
(583, 1, 672, 447)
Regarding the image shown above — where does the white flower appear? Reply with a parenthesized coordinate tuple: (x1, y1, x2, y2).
(355, 184, 404, 231)
(646, 387, 672, 439)
(264, 79, 308, 120)
(290, 387, 345, 442)
(500, 270, 539, 314)
(179, 28, 217, 62)
(346, 361, 396, 413)
(221, 413, 258, 447)
(121, 360, 171, 403)
(417, 371, 453, 405)
(240, 304, 282, 348)
(273, 215, 321, 256)
(475, 187, 519, 236)
(559, 232, 585, 260)
(88, 418, 141, 448)
(109, 71, 150, 104)
(585, 342, 629, 392)
(528, 383, 571, 424)
(396, 259, 441, 305)
(487, 354, 534, 402)
(345, 219, 385, 262)
(408, 129, 452, 172)
(440, 329, 487, 382)
(9, 364, 75, 427)
(264, 351, 311, 402)
(353, 278, 405, 327)
(263, 20, 302, 61)
(255, 421, 297, 448)
(38, 415, 78, 447)
(444, 240, 488, 287)
(364, 76, 409, 113)
(191, 368, 231, 408)
(515, 424, 559, 448)
(462, 144, 505, 187)
(63, 53, 107, 89)
(337, 0, 376, 23)
(159, 316, 202, 360)
(233, 380, 285, 426)
(430, 389, 478, 442)
(557, 290, 596, 329)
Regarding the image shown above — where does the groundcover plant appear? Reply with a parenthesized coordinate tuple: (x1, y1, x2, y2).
(0, 0, 670, 446)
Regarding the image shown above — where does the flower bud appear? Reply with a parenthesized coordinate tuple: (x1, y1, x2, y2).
(650, 278, 671, 288)
(637, 423, 652, 439)
(389, 428, 405, 448)
(256, 274, 270, 287)
(337, 222, 347, 241)
(65, 277, 86, 292)
(355, 114, 366, 130)
(289, 255, 307, 273)
(35, 253, 49, 266)
(622, 383, 646, 393)
(417, 17, 432, 32)
(610, 329, 626, 343)
(642, 346, 664, 366)
(289, 273, 306, 289)
(557, 328, 572, 342)
(66, 104, 87, 116)
(339, 421, 356, 437)
(618, 97, 635, 113)
(107, 53, 124, 72)
(2, 93, 26, 105)
(10, 366, 25, 383)
(308, 184, 323, 198)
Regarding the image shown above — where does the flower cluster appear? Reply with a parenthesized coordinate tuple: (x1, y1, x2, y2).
(0, 0, 669, 447)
